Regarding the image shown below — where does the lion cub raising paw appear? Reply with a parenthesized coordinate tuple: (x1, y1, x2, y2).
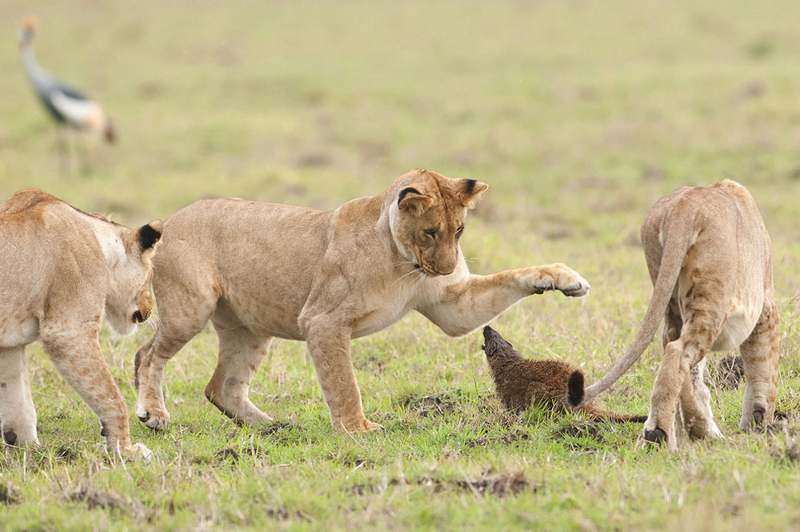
(134, 169, 590, 433)
(0, 190, 162, 461)
(482, 327, 646, 422)
(579, 180, 780, 450)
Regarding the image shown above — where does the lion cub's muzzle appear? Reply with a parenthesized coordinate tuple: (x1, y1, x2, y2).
(415, 263, 456, 277)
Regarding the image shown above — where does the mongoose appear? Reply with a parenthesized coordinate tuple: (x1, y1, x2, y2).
(482, 326, 646, 422)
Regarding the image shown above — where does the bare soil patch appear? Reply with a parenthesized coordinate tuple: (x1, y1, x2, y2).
(66, 487, 124, 511)
(399, 391, 464, 418)
(465, 429, 531, 449)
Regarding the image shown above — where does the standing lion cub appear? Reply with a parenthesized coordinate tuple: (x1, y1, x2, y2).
(577, 180, 780, 450)
(0, 190, 162, 459)
(134, 169, 590, 433)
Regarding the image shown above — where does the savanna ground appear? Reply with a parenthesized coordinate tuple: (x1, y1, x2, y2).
(2, 1, 800, 530)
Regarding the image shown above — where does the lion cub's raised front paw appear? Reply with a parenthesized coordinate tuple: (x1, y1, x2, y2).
(532, 264, 590, 297)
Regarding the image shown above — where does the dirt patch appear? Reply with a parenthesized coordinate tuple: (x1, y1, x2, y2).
(267, 507, 290, 520)
(455, 470, 532, 498)
(346, 471, 535, 498)
(347, 478, 408, 496)
(54, 445, 78, 463)
(214, 448, 240, 463)
(266, 507, 313, 522)
(0, 484, 20, 505)
(399, 391, 464, 418)
(260, 420, 299, 436)
(553, 421, 605, 443)
(66, 487, 124, 511)
(260, 420, 310, 445)
(465, 429, 530, 449)
(713, 355, 745, 390)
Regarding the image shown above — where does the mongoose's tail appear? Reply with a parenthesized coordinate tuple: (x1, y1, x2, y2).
(567, 370, 647, 423)
(567, 370, 585, 407)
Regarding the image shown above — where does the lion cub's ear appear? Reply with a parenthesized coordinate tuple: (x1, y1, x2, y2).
(458, 179, 488, 209)
(398, 187, 433, 216)
(137, 220, 164, 251)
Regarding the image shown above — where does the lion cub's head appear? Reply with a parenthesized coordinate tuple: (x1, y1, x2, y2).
(104, 220, 163, 336)
(390, 169, 488, 276)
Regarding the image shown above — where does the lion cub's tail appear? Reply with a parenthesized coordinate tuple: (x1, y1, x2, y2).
(580, 215, 694, 406)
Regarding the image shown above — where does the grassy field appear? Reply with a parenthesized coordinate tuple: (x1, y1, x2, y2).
(2, 1, 800, 529)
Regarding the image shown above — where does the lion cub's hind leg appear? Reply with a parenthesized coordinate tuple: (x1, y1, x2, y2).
(678, 358, 723, 440)
(0, 347, 39, 447)
(739, 299, 781, 430)
(645, 298, 727, 450)
(205, 323, 273, 426)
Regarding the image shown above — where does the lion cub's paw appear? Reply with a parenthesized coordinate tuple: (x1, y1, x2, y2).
(339, 418, 385, 434)
(125, 442, 154, 463)
(137, 407, 170, 431)
(554, 265, 590, 297)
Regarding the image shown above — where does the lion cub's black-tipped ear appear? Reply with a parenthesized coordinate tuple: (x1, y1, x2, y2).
(398, 187, 433, 216)
(567, 370, 585, 407)
(458, 179, 488, 209)
(137, 220, 163, 250)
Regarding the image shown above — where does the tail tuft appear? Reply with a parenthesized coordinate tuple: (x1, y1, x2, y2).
(567, 370, 585, 407)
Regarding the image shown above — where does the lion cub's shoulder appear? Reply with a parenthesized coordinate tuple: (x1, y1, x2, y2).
(0, 189, 64, 217)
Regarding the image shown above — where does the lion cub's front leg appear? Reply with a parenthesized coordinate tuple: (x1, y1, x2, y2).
(0, 347, 39, 447)
(419, 263, 589, 337)
(44, 335, 153, 461)
(303, 319, 383, 433)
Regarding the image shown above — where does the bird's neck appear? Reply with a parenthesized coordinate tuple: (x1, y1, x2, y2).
(20, 44, 45, 80)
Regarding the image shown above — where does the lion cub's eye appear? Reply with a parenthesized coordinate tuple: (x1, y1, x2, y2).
(424, 229, 437, 239)
(456, 225, 465, 235)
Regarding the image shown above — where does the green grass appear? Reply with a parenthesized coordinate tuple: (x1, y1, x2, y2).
(2, 0, 800, 529)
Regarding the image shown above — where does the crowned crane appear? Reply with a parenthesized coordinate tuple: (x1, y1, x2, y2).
(19, 16, 116, 169)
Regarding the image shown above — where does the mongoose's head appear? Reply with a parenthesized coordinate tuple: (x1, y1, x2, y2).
(482, 326, 587, 407)
(481, 326, 523, 371)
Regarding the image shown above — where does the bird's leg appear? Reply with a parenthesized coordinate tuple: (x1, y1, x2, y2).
(76, 134, 92, 177)
(55, 126, 70, 177)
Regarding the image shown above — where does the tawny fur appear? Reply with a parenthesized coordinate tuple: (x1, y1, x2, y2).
(0, 190, 162, 460)
(482, 327, 646, 422)
(580, 180, 780, 450)
(134, 169, 591, 433)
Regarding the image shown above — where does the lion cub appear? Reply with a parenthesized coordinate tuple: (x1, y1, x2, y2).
(578, 180, 780, 450)
(0, 190, 161, 460)
(482, 326, 646, 422)
(134, 169, 590, 434)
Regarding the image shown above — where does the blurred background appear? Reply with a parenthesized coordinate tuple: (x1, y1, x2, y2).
(1, 0, 800, 290)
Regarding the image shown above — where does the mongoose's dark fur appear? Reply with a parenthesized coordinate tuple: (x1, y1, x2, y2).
(482, 326, 646, 423)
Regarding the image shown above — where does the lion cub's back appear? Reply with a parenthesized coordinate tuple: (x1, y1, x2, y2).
(154, 199, 334, 334)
